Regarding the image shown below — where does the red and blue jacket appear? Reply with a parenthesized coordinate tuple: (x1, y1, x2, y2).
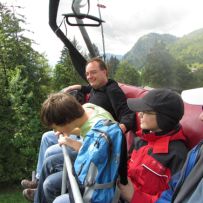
(128, 126, 188, 203)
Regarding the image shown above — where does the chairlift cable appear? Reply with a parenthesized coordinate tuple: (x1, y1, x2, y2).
(54, 16, 65, 34)
(63, 17, 67, 36)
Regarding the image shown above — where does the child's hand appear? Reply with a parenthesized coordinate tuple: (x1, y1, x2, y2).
(118, 178, 134, 202)
(54, 131, 62, 138)
(119, 123, 127, 133)
(58, 135, 68, 146)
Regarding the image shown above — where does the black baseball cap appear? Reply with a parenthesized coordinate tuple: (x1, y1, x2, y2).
(127, 89, 184, 131)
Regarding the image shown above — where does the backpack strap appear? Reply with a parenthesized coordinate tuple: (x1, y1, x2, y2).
(93, 119, 115, 163)
(91, 182, 114, 189)
(112, 183, 121, 203)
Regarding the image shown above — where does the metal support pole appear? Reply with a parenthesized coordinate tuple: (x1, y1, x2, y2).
(61, 145, 84, 203)
(97, 2, 106, 61)
(74, 0, 97, 58)
(61, 162, 67, 194)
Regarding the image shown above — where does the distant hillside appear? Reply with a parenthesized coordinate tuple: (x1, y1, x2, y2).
(122, 33, 178, 68)
(168, 28, 203, 65)
(105, 53, 123, 60)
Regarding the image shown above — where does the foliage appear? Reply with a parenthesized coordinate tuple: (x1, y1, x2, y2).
(192, 66, 203, 87)
(92, 43, 100, 58)
(141, 43, 194, 91)
(0, 4, 87, 185)
(0, 3, 52, 183)
(173, 62, 195, 91)
(0, 186, 27, 203)
(106, 55, 120, 78)
(168, 28, 203, 65)
(141, 43, 175, 88)
(53, 46, 85, 91)
(114, 61, 140, 86)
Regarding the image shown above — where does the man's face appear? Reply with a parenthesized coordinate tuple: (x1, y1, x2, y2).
(85, 61, 108, 89)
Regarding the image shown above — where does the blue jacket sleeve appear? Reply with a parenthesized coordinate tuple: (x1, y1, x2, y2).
(156, 172, 180, 203)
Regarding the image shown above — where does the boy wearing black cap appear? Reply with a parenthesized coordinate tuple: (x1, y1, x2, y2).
(118, 88, 188, 203)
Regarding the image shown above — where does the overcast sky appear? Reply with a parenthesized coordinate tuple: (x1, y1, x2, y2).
(2, 0, 203, 66)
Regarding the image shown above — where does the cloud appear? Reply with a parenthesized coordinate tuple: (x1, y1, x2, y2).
(2, 0, 203, 65)
(100, 0, 203, 54)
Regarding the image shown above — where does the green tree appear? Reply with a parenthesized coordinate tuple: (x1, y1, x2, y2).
(141, 44, 176, 88)
(114, 61, 140, 85)
(53, 45, 85, 91)
(107, 56, 120, 78)
(0, 3, 52, 183)
(173, 62, 195, 91)
(168, 29, 203, 65)
(141, 43, 196, 90)
(192, 66, 203, 87)
(92, 43, 100, 57)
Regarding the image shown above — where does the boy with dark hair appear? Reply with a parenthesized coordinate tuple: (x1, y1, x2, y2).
(41, 92, 85, 128)
(33, 92, 127, 203)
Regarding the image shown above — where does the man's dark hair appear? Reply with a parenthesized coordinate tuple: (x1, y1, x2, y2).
(41, 92, 85, 127)
(86, 57, 108, 71)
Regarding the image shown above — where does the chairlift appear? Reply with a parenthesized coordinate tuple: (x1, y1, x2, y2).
(48, 1, 203, 203)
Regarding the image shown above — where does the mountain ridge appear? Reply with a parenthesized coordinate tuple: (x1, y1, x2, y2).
(111, 28, 203, 68)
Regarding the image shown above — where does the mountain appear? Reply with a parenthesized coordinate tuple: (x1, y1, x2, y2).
(168, 28, 203, 65)
(122, 33, 178, 68)
(122, 28, 203, 69)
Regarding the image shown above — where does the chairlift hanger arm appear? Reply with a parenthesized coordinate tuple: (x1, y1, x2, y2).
(49, 0, 87, 81)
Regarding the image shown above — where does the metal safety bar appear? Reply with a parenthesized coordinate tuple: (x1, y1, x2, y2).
(63, 13, 104, 26)
(61, 145, 84, 203)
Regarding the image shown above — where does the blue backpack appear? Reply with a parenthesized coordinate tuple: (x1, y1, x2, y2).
(74, 119, 123, 203)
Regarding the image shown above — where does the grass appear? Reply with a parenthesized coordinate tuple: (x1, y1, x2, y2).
(0, 186, 27, 203)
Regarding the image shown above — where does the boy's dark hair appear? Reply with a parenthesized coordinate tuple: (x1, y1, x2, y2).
(41, 92, 85, 127)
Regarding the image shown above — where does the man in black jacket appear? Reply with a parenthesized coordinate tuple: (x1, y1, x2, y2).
(63, 57, 135, 133)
